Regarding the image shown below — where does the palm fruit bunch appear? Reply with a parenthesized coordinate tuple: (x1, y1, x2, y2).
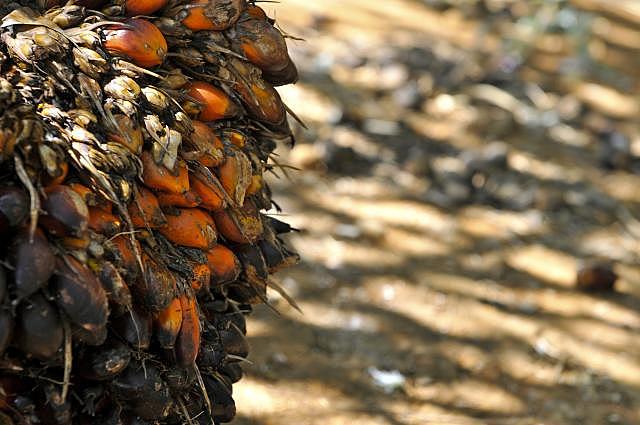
(0, 0, 300, 423)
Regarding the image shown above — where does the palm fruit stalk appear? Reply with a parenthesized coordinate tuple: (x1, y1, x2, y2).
(0, 0, 300, 423)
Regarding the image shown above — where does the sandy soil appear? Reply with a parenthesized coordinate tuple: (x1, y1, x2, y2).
(231, 1, 640, 424)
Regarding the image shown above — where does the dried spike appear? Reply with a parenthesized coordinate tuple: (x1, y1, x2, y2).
(104, 75, 141, 102)
(61, 317, 72, 401)
(202, 374, 236, 423)
(267, 278, 302, 313)
(236, 243, 268, 285)
(13, 154, 39, 240)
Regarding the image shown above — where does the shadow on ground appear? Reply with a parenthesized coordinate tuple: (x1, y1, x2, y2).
(232, 1, 640, 424)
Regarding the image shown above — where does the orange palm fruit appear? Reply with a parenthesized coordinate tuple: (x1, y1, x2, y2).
(88, 207, 122, 235)
(184, 81, 240, 122)
(154, 297, 183, 349)
(77, 0, 106, 6)
(68, 183, 93, 204)
(110, 235, 141, 277)
(214, 200, 263, 244)
(15, 294, 63, 360)
(97, 262, 133, 312)
(52, 256, 109, 337)
(176, 295, 200, 367)
(0, 187, 28, 234)
(103, 18, 168, 68)
(264, 59, 299, 86)
(138, 253, 178, 312)
(141, 151, 190, 194)
(69, 182, 112, 213)
(248, 80, 285, 123)
(188, 120, 225, 167)
(61, 236, 91, 251)
(44, 0, 105, 7)
(236, 244, 268, 286)
(159, 208, 217, 249)
(246, 4, 268, 20)
(9, 228, 55, 301)
(43, 160, 68, 187)
(157, 190, 202, 208)
(230, 59, 285, 124)
(189, 262, 211, 292)
(216, 147, 252, 206)
(108, 114, 144, 154)
(129, 185, 167, 228)
(576, 262, 617, 292)
(227, 130, 247, 148)
(206, 244, 240, 284)
(190, 172, 226, 211)
(180, 0, 245, 31)
(125, 0, 169, 16)
(235, 15, 289, 74)
(246, 174, 263, 196)
(40, 185, 90, 237)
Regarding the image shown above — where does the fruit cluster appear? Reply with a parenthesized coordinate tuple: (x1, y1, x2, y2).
(0, 0, 299, 423)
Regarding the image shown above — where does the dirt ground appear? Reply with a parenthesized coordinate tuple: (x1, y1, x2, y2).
(231, 1, 640, 424)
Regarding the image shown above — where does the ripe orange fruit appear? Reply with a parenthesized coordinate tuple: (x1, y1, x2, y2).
(181, 0, 245, 31)
(185, 81, 240, 122)
(103, 18, 168, 68)
(125, 0, 168, 16)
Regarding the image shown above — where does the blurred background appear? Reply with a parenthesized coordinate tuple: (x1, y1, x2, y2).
(232, 1, 640, 424)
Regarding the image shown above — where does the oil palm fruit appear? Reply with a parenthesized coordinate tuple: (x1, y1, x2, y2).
(0, 1, 299, 423)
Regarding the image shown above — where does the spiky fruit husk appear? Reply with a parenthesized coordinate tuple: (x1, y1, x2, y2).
(0, 1, 299, 423)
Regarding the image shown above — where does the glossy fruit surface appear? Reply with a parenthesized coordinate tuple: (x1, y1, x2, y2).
(103, 18, 168, 67)
(185, 81, 240, 121)
(125, 0, 168, 16)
